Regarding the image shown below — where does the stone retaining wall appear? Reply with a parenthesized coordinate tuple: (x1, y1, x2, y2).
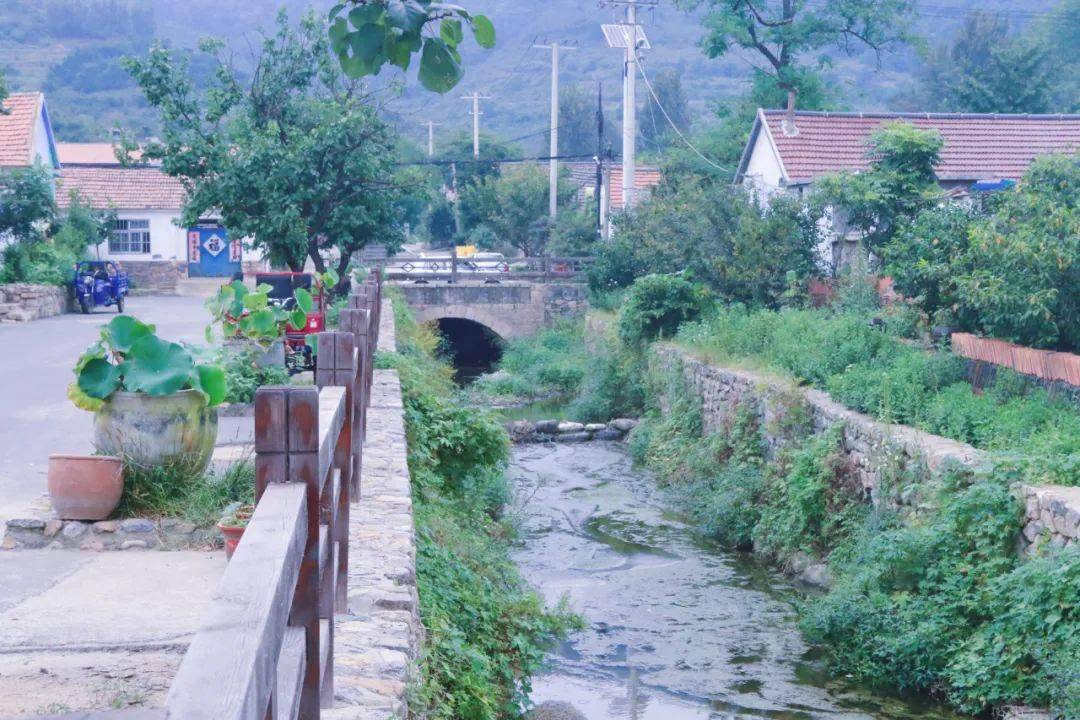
(2, 517, 217, 550)
(661, 347, 985, 505)
(328, 299, 421, 720)
(0, 283, 68, 322)
(1020, 485, 1080, 554)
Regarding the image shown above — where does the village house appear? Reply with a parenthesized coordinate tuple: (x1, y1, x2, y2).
(735, 109, 1080, 269)
(0, 92, 60, 173)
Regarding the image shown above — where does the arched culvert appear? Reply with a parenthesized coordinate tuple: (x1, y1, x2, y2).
(435, 317, 504, 384)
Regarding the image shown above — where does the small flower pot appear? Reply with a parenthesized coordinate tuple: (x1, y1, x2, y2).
(48, 455, 124, 521)
(217, 523, 246, 560)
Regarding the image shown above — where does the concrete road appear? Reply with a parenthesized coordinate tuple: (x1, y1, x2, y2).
(0, 295, 224, 525)
(0, 550, 225, 717)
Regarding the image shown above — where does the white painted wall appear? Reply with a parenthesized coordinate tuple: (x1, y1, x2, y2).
(741, 128, 785, 196)
(88, 210, 261, 267)
(30, 109, 55, 168)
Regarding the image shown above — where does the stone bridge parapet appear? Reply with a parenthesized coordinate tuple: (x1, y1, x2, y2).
(394, 280, 588, 338)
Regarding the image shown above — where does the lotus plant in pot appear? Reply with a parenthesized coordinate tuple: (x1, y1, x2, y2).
(68, 316, 228, 478)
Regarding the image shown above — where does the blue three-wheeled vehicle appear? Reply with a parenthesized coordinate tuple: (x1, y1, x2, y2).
(72, 261, 129, 314)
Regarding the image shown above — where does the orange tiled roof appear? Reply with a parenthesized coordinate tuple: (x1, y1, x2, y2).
(0, 92, 43, 167)
(56, 165, 187, 211)
(747, 110, 1080, 184)
(609, 166, 662, 208)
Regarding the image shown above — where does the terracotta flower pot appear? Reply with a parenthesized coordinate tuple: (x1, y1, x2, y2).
(217, 523, 246, 560)
(48, 455, 124, 521)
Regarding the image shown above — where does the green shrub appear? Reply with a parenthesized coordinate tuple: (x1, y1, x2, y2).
(220, 349, 290, 404)
(618, 274, 707, 346)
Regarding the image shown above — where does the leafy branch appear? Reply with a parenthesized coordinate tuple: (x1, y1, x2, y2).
(328, 0, 495, 93)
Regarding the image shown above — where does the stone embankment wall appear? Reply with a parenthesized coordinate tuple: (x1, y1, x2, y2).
(2, 517, 216, 550)
(1020, 485, 1080, 554)
(328, 298, 421, 720)
(0, 283, 68, 322)
(659, 347, 1080, 556)
(662, 348, 985, 504)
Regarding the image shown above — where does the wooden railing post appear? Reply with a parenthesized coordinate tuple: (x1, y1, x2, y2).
(256, 385, 321, 719)
(315, 330, 354, 614)
(338, 308, 369, 498)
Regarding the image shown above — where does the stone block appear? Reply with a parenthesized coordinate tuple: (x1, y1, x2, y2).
(61, 521, 89, 538)
(557, 422, 585, 433)
(535, 420, 560, 434)
(1022, 521, 1044, 543)
(93, 520, 119, 533)
(120, 518, 156, 533)
(595, 429, 624, 441)
(584, 423, 607, 433)
(556, 432, 592, 443)
(6, 518, 45, 530)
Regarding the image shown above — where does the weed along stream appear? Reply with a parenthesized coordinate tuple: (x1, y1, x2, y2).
(510, 441, 962, 720)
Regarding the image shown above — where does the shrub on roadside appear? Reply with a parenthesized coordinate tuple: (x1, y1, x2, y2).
(220, 350, 290, 404)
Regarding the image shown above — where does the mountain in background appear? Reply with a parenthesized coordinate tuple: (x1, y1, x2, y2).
(0, 0, 1064, 150)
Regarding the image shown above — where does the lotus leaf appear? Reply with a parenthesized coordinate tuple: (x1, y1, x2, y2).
(295, 288, 313, 314)
(192, 364, 228, 407)
(123, 335, 196, 396)
(103, 316, 155, 354)
(77, 357, 123, 399)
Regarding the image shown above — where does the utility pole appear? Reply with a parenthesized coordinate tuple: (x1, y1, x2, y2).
(419, 120, 441, 157)
(534, 41, 577, 219)
(602, 0, 655, 210)
(595, 81, 605, 238)
(461, 92, 492, 158)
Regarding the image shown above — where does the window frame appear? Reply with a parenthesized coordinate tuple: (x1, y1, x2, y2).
(108, 218, 152, 255)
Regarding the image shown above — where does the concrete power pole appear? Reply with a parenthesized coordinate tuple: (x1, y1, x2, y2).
(602, 0, 655, 210)
(461, 93, 492, 158)
(534, 42, 577, 219)
(419, 121, 441, 157)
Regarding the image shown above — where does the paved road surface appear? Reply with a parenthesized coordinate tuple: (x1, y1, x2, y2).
(0, 295, 228, 525)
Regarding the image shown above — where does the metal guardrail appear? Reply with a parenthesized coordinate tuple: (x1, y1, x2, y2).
(381, 254, 595, 283)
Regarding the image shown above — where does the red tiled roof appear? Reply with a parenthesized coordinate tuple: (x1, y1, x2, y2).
(753, 110, 1080, 184)
(610, 166, 662, 208)
(56, 165, 187, 210)
(0, 92, 43, 167)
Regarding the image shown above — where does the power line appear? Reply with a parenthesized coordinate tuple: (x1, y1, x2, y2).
(394, 153, 596, 167)
(635, 54, 734, 175)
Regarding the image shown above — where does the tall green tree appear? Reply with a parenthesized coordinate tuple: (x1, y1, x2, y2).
(557, 83, 602, 158)
(463, 165, 577, 257)
(677, 0, 913, 114)
(328, 0, 494, 93)
(640, 68, 691, 151)
(815, 122, 943, 255)
(918, 11, 1053, 113)
(125, 11, 410, 277)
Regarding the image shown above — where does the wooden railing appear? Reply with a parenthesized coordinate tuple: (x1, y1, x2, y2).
(382, 253, 594, 283)
(162, 274, 383, 720)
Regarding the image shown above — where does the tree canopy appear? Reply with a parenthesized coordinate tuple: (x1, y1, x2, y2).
(815, 122, 943, 256)
(678, 0, 913, 113)
(125, 11, 413, 277)
(917, 11, 1053, 114)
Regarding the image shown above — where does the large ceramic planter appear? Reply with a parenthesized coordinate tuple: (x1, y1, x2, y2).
(94, 390, 218, 475)
(224, 338, 285, 369)
(48, 455, 124, 520)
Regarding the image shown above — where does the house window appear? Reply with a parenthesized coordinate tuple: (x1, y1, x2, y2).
(109, 219, 151, 254)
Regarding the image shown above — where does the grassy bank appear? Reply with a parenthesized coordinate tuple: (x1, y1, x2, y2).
(472, 293, 1079, 718)
(377, 291, 577, 720)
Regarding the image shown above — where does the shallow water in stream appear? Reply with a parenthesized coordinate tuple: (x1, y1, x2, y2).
(510, 442, 965, 720)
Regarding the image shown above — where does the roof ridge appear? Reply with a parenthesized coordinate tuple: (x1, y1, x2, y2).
(759, 108, 1080, 121)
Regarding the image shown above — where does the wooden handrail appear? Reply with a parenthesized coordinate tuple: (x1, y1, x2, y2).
(164, 483, 307, 719)
(162, 279, 383, 720)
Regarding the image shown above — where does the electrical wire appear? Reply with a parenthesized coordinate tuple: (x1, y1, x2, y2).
(634, 54, 735, 174)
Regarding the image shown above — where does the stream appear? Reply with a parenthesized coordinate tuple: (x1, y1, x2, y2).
(510, 441, 964, 720)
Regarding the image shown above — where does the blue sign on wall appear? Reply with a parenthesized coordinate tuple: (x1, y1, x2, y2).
(187, 225, 241, 278)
